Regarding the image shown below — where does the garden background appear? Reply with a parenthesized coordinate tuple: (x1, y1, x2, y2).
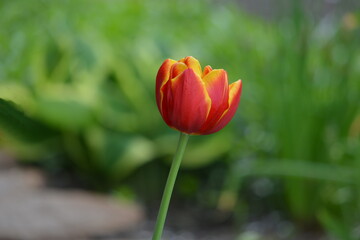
(0, 0, 360, 239)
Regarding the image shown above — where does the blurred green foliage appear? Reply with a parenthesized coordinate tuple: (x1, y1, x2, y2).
(0, 0, 360, 238)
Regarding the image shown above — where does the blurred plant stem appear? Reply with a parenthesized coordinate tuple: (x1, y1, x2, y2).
(152, 132, 189, 240)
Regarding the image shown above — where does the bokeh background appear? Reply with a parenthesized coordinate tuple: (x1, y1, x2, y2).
(1, 0, 360, 239)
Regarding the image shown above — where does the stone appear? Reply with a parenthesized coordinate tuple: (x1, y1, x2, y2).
(0, 168, 143, 239)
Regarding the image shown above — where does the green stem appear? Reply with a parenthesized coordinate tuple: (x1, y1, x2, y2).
(152, 132, 189, 240)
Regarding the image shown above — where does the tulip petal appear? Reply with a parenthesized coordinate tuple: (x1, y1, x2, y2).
(159, 79, 174, 127)
(198, 69, 229, 133)
(202, 65, 213, 77)
(170, 62, 188, 79)
(156, 59, 177, 113)
(200, 80, 242, 135)
(159, 62, 188, 126)
(167, 68, 211, 134)
(179, 56, 202, 77)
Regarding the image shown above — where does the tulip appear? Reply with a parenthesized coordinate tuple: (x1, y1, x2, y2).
(152, 56, 243, 240)
(156, 56, 242, 135)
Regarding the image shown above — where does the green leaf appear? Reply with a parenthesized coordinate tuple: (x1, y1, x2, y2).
(318, 209, 354, 240)
(35, 97, 93, 130)
(239, 159, 356, 184)
(0, 98, 57, 142)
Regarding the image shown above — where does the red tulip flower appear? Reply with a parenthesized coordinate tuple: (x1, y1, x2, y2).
(153, 56, 243, 240)
(156, 56, 242, 135)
